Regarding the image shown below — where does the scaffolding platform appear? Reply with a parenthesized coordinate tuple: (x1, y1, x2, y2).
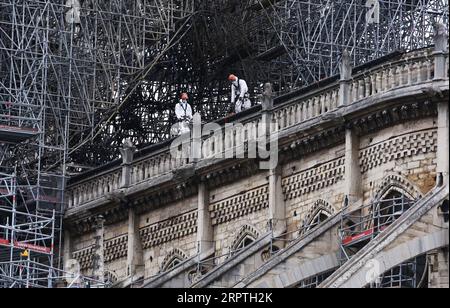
(340, 195, 415, 263)
(336, 194, 430, 288)
(342, 226, 389, 247)
(0, 238, 52, 255)
(0, 125, 39, 144)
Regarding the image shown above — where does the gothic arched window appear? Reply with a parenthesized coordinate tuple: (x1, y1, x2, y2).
(230, 225, 260, 255)
(160, 249, 188, 272)
(374, 189, 414, 230)
(301, 200, 335, 235)
(234, 235, 256, 252)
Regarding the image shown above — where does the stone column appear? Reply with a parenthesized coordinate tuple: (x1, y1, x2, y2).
(92, 215, 105, 282)
(433, 23, 448, 81)
(428, 248, 449, 288)
(197, 182, 214, 259)
(191, 113, 202, 162)
(261, 83, 274, 132)
(126, 208, 143, 278)
(434, 23, 449, 186)
(261, 83, 286, 237)
(120, 139, 136, 188)
(63, 229, 72, 271)
(269, 166, 286, 237)
(339, 49, 352, 106)
(345, 129, 362, 208)
(437, 102, 449, 187)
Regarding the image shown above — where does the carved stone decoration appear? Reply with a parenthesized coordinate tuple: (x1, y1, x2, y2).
(301, 199, 336, 234)
(230, 224, 261, 252)
(72, 233, 129, 271)
(104, 271, 119, 286)
(349, 101, 438, 136)
(104, 235, 128, 263)
(72, 246, 94, 270)
(209, 185, 269, 226)
(160, 248, 188, 273)
(120, 139, 136, 165)
(374, 174, 424, 201)
(359, 129, 437, 173)
(282, 157, 345, 201)
(140, 210, 198, 249)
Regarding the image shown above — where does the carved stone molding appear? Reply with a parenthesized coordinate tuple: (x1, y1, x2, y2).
(374, 173, 424, 201)
(140, 210, 198, 249)
(359, 129, 437, 173)
(301, 199, 336, 230)
(104, 235, 128, 263)
(230, 224, 261, 251)
(209, 185, 269, 226)
(282, 157, 345, 201)
(72, 246, 94, 270)
(160, 248, 189, 272)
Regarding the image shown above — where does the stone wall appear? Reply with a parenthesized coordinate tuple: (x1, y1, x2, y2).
(209, 173, 269, 263)
(65, 44, 449, 287)
(139, 195, 198, 278)
(360, 117, 437, 204)
(282, 144, 345, 238)
(429, 248, 449, 288)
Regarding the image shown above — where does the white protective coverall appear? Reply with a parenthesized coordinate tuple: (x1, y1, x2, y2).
(174, 100, 193, 135)
(231, 78, 251, 113)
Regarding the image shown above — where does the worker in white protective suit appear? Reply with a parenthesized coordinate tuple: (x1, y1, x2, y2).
(228, 74, 251, 114)
(174, 93, 193, 135)
(65, 0, 81, 33)
(65, 0, 81, 24)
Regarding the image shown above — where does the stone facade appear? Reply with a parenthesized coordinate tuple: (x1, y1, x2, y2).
(64, 44, 449, 288)
(282, 145, 345, 238)
(429, 248, 449, 288)
(360, 118, 438, 203)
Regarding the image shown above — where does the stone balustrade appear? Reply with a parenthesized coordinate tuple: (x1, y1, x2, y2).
(349, 49, 435, 103)
(66, 47, 448, 211)
(130, 151, 186, 186)
(272, 84, 340, 132)
(203, 116, 262, 159)
(67, 168, 122, 209)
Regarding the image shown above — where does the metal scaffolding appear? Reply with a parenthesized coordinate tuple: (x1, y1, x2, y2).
(337, 194, 430, 288)
(339, 194, 416, 263)
(257, 0, 449, 86)
(0, 0, 195, 288)
(70, 0, 448, 167)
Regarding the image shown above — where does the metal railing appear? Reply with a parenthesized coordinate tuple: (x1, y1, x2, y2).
(339, 195, 416, 263)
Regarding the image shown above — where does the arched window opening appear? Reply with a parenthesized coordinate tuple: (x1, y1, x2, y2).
(308, 211, 330, 230)
(230, 225, 260, 256)
(373, 190, 414, 231)
(366, 255, 428, 289)
(162, 256, 184, 272)
(301, 202, 333, 235)
(234, 235, 256, 253)
(160, 249, 188, 273)
(340, 182, 418, 263)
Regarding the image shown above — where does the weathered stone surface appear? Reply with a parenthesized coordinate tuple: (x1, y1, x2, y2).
(65, 47, 449, 288)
